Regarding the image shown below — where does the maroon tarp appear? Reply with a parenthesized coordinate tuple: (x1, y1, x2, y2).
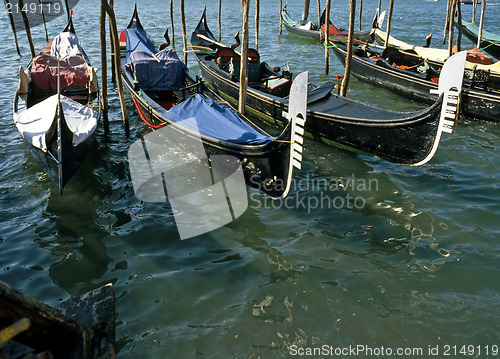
(31, 54, 88, 93)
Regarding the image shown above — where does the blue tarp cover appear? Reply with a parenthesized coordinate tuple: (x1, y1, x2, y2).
(126, 28, 185, 90)
(166, 94, 275, 145)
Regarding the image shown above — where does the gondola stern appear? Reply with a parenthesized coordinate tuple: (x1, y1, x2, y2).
(413, 51, 467, 166)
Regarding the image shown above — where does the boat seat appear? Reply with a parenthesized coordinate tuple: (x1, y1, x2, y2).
(216, 47, 261, 82)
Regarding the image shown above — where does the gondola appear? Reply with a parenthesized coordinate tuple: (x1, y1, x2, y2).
(372, 21, 498, 71)
(13, 18, 101, 194)
(281, 5, 376, 44)
(330, 42, 500, 122)
(191, 9, 466, 166)
(458, 16, 500, 60)
(120, 6, 306, 199)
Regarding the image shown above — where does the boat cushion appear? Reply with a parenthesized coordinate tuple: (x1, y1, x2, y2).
(165, 94, 274, 145)
(127, 48, 186, 90)
(216, 48, 260, 81)
(31, 53, 89, 93)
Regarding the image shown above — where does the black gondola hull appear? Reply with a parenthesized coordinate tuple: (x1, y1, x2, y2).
(331, 45, 500, 123)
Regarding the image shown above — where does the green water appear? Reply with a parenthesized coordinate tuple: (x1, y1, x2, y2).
(1, 0, 499, 357)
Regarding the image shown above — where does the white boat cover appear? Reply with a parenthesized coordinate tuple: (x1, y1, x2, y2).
(50, 32, 86, 60)
(14, 95, 98, 152)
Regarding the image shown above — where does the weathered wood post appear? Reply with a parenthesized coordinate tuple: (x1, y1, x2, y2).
(472, 0, 477, 24)
(255, 0, 259, 49)
(18, 0, 36, 58)
(109, 0, 115, 83)
(378, 0, 382, 15)
(358, 0, 363, 31)
(37, 0, 49, 41)
(317, 0, 321, 27)
(180, 0, 188, 64)
(324, 0, 331, 74)
(477, 0, 486, 49)
(239, 0, 250, 114)
(447, 0, 456, 57)
(102, 0, 129, 135)
(456, 0, 462, 51)
(443, 0, 451, 44)
(303, 0, 311, 21)
(100, 0, 109, 134)
(5, 0, 21, 55)
(384, 0, 395, 48)
(279, 0, 283, 34)
(341, 0, 355, 96)
(170, 0, 176, 48)
(218, 0, 222, 41)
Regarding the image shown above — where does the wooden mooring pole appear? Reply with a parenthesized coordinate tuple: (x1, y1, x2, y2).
(101, 0, 129, 135)
(18, 0, 36, 58)
(37, 0, 49, 41)
(218, 0, 222, 41)
(358, 0, 363, 31)
(447, 0, 456, 57)
(302, 0, 311, 21)
(456, 0, 462, 51)
(100, 0, 109, 134)
(341, 0, 355, 97)
(477, 0, 486, 49)
(384, 0, 394, 48)
(109, 0, 116, 83)
(239, 0, 250, 114)
(443, 0, 451, 44)
(279, 0, 283, 34)
(255, 0, 259, 50)
(180, 0, 188, 64)
(317, 0, 321, 28)
(324, 0, 331, 74)
(170, 0, 176, 48)
(5, 0, 21, 55)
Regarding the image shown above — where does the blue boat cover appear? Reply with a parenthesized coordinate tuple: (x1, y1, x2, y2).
(126, 28, 185, 90)
(166, 94, 275, 145)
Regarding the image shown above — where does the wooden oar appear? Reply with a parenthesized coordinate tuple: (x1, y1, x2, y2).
(196, 33, 229, 48)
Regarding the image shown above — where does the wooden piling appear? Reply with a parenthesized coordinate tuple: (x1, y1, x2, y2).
(477, 0, 486, 49)
(324, 0, 331, 74)
(180, 0, 188, 64)
(255, 0, 259, 50)
(5, 0, 21, 55)
(443, 0, 451, 45)
(109, 0, 115, 83)
(472, 0, 477, 24)
(341, 0, 355, 97)
(102, 0, 129, 135)
(358, 0, 363, 31)
(384, 0, 395, 48)
(100, 0, 109, 134)
(302, 0, 311, 21)
(170, 0, 176, 48)
(218, 0, 222, 41)
(447, 0, 456, 57)
(280, 0, 283, 34)
(317, 0, 321, 28)
(37, 0, 49, 41)
(456, 0, 462, 51)
(239, 0, 250, 114)
(18, 0, 36, 58)
(378, 0, 382, 15)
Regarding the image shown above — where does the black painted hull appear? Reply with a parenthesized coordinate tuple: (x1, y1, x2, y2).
(192, 11, 448, 166)
(331, 45, 500, 122)
(121, 7, 296, 198)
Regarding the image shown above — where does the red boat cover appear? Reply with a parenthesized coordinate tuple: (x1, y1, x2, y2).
(31, 53, 88, 93)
